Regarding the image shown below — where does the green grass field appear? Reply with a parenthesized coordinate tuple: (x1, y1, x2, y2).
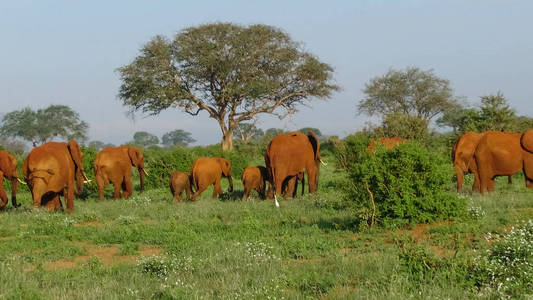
(1, 162, 532, 299)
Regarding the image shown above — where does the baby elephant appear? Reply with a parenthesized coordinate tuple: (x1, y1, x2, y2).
(169, 171, 192, 202)
(241, 166, 269, 200)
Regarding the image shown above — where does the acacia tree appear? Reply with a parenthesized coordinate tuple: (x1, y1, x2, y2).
(133, 131, 159, 147)
(117, 23, 338, 151)
(0, 105, 88, 146)
(358, 67, 459, 139)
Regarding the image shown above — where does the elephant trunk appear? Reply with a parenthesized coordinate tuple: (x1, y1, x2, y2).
(227, 175, 233, 193)
(139, 168, 145, 193)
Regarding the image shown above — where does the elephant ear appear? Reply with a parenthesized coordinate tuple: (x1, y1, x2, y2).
(67, 140, 84, 170)
(521, 130, 533, 154)
(218, 158, 231, 176)
(307, 131, 320, 160)
(128, 147, 141, 167)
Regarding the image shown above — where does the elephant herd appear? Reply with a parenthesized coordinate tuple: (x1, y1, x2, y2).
(0, 131, 324, 213)
(452, 130, 533, 194)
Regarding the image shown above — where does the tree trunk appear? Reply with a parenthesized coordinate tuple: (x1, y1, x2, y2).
(221, 130, 234, 151)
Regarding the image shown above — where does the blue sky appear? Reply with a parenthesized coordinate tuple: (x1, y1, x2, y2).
(1, 1, 532, 145)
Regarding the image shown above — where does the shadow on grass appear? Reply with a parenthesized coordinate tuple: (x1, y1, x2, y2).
(312, 215, 364, 232)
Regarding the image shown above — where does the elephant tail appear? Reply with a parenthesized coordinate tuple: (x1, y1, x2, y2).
(521, 130, 533, 154)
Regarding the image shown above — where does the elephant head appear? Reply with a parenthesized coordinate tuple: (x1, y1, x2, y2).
(216, 158, 233, 192)
(67, 140, 89, 194)
(128, 146, 146, 192)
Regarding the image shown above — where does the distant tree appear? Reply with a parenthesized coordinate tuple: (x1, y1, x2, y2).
(234, 123, 264, 142)
(133, 131, 159, 147)
(0, 138, 27, 155)
(298, 127, 322, 137)
(162, 129, 195, 147)
(437, 92, 519, 134)
(0, 105, 88, 146)
(264, 128, 284, 138)
(511, 116, 533, 132)
(117, 22, 338, 151)
(88, 140, 107, 150)
(358, 67, 460, 123)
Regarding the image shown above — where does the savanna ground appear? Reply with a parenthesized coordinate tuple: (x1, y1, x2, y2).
(1, 156, 533, 299)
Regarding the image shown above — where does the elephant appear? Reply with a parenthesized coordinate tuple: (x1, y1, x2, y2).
(521, 129, 533, 188)
(169, 171, 192, 202)
(94, 146, 147, 200)
(190, 157, 233, 200)
(366, 137, 407, 153)
(0, 149, 24, 209)
(473, 131, 528, 194)
(265, 131, 324, 207)
(241, 166, 269, 200)
(452, 131, 513, 193)
(23, 140, 89, 213)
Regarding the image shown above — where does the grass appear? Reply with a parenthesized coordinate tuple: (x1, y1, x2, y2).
(1, 163, 533, 299)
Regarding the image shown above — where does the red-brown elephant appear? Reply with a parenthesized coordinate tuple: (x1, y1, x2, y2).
(0, 149, 24, 209)
(366, 137, 407, 153)
(241, 166, 269, 200)
(520, 129, 533, 188)
(94, 146, 147, 200)
(23, 140, 89, 213)
(190, 157, 233, 200)
(265, 131, 323, 207)
(452, 131, 513, 193)
(169, 171, 192, 202)
(473, 131, 529, 194)
(283, 172, 305, 198)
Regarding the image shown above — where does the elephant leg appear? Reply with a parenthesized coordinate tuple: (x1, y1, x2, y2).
(65, 186, 74, 213)
(526, 178, 533, 189)
(176, 190, 183, 203)
(96, 175, 105, 200)
(456, 170, 464, 193)
(112, 181, 121, 199)
(307, 168, 317, 194)
(213, 180, 222, 198)
(488, 179, 495, 192)
(0, 174, 8, 209)
(192, 184, 207, 201)
(185, 185, 191, 201)
(44, 194, 61, 211)
(10, 178, 20, 207)
(508, 175, 513, 185)
(122, 176, 133, 198)
(472, 172, 481, 193)
(242, 187, 250, 201)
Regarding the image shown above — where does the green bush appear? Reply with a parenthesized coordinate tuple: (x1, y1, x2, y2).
(339, 136, 465, 227)
(474, 220, 533, 298)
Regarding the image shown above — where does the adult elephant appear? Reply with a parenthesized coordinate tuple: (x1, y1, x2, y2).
(23, 140, 89, 213)
(190, 157, 233, 200)
(94, 146, 147, 200)
(474, 131, 527, 194)
(0, 150, 24, 209)
(265, 131, 323, 207)
(453, 132, 514, 193)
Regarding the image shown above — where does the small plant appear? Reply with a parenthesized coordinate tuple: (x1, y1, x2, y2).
(474, 220, 533, 298)
(138, 255, 174, 279)
(467, 206, 486, 220)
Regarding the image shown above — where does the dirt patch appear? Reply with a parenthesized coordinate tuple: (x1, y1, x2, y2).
(43, 244, 164, 270)
(0, 236, 14, 241)
(428, 245, 456, 258)
(44, 260, 77, 270)
(74, 221, 103, 227)
(140, 246, 162, 256)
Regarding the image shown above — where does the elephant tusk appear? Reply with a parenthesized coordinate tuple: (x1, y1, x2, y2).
(319, 158, 328, 166)
(81, 171, 90, 182)
(16, 178, 28, 185)
(142, 169, 148, 176)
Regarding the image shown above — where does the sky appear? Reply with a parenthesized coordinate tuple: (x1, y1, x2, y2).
(1, 0, 532, 146)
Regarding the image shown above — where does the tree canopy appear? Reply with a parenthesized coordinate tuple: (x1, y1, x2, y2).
(117, 22, 338, 150)
(358, 67, 459, 121)
(162, 129, 195, 147)
(437, 92, 526, 134)
(133, 131, 159, 147)
(298, 127, 323, 138)
(0, 105, 88, 146)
